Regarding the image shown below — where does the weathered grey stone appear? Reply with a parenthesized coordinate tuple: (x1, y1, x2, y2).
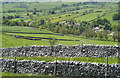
(2, 58, 120, 77)
(0, 45, 119, 57)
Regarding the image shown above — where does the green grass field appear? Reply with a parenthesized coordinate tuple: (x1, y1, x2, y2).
(2, 2, 77, 12)
(2, 72, 47, 76)
(101, 12, 118, 25)
(2, 56, 119, 64)
(2, 26, 118, 48)
(2, 2, 118, 25)
(2, 72, 74, 78)
(2, 33, 50, 48)
(75, 12, 105, 22)
(2, 26, 53, 33)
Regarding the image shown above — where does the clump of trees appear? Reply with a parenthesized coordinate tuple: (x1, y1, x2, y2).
(112, 32, 120, 42)
(91, 18, 112, 31)
(82, 27, 96, 38)
(113, 32, 118, 41)
(112, 13, 120, 20)
(82, 29, 111, 41)
(37, 19, 89, 36)
(61, 4, 68, 7)
(3, 15, 20, 20)
(2, 19, 29, 26)
(49, 10, 56, 14)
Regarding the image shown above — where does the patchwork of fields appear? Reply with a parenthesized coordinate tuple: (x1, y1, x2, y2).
(1, 2, 119, 76)
(2, 26, 118, 48)
(2, 2, 118, 24)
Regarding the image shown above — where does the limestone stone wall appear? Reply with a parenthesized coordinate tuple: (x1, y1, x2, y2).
(1, 58, 120, 77)
(0, 45, 119, 57)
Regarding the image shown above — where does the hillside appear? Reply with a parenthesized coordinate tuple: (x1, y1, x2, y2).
(2, 26, 118, 48)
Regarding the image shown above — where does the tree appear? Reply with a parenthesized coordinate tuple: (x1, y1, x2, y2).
(103, 30, 110, 40)
(39, 19, 45, 25)
(2, 19, 9, 25)
(92, 18, 110, 27)
(89, 9, 93, 13)
(37, 13, 39, 16)
(113, 14, 119, 20)
(112, 32, 120, 42)
(59, 27, 68, 35)
(61, 4, 68, 7)
(33, 11, 36, 15)
(74, 30, 80, 35)
(34, 8, 37, 11)
(97, 14, 100, 18)
(69, 19, 76, 25)
(27, 13, 29, 16)
(48, 37, 57, 76)
(118, 32, 120, 42)
(29, 15, 33, 19)
(14, 15, 19, 18)
(82, 27, 96, 38)
(54, 25, 60, 33)
(51, 10, 56, 14)
(97, 31, 103, 40)
(13, 50, 17, 73)
(113, 32, 118, 41)
(104, 23, 111, 31)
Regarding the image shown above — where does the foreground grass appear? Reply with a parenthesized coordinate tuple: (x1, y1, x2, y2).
(2, 56, 120, 64)
(2, 72, 47, 76)
(2, 72, 80, 78)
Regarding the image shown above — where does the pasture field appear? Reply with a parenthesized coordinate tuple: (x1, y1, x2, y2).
(2, 33, 50, 48)
(2, 56, 119, 64)
(2, 2, 77, 12)
(2, 26, 53, 33)
(2, 72, 47, 76)
(75, 12, 105, 22)
(2, 26, 118, 48)
(101, 12, 118, 25)
(2, 2, 118, 25)
(2, 72, 73, 78)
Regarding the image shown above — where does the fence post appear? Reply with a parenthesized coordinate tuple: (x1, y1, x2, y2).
(14, 50, 17, 73)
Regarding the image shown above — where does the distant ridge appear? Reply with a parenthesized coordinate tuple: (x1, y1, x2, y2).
(1, 0, 120, 2)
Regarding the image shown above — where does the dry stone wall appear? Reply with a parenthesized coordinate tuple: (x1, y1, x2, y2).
(0, 45, 119, 57)
(1, 58, 120, 77)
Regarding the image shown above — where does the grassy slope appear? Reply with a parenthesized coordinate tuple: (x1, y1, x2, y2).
(2, 33, 50, 48)
(101, 12, 118, 25)
(2, 2, 118, 25)
(2, 2, 76, 12)
(2, 26, 118, 48)
(2, 26, 53, 33)
(2, 26, 51, 48)
(6, 32, 118, 46)
(75, 12, 105, 22)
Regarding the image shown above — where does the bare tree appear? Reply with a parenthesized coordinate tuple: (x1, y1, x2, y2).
(49, 37, 57, 76)
(24, 44, 27, 57)
(13, 50, 17, 73)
